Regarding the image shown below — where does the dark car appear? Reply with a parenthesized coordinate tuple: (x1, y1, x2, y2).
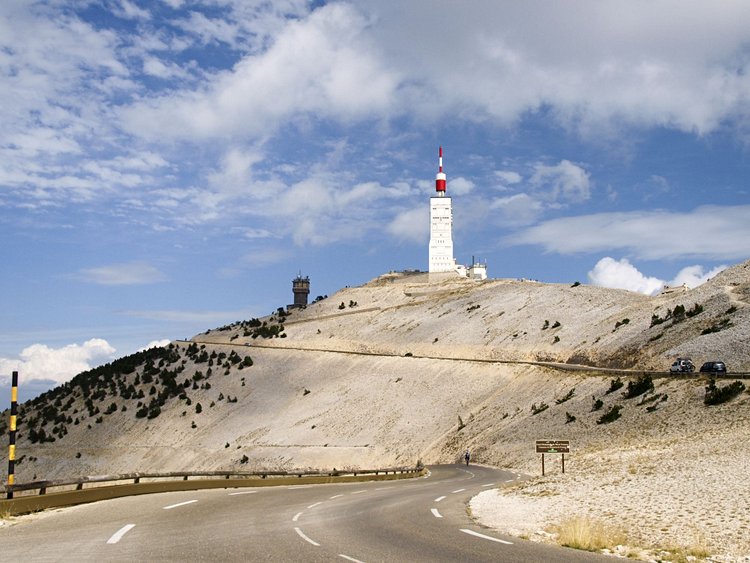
(700, 361, 727, 375)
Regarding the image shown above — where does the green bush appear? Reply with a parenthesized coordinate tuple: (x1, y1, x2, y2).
(556, 388, 575, 405)
(565, 412, 576, 424)
(606, 377, 624, 394)
(704, 379, 746, 405)
(597, 405, 622, 424)
(592, 398, 603, 411)
(531, 402, 549, 415)
(623, 375, 653, 399)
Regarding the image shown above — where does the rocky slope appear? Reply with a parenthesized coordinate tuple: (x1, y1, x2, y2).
(2, 260, 749, 558)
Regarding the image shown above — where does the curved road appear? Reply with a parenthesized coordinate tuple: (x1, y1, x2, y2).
(0, 465, 608, 562)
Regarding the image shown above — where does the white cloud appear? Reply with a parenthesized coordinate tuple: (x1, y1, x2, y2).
(73, 262, 167, 285)
(387, 207, 428, 243)
(356, 1, 750, 135)
(0, 338, 116, 385)
(506, 205, 750, 261)
(588, 257, 729, 295)
(490, 193, 544, 226)
(138, 339, 171, 352)
(448, 176, 475, 196)
(530, 160, 591, 203)
(670, 264, 727, 288)
(120, 3, 400, 141)
(588, 257, 664, 295)
(495, 170, 522, 186)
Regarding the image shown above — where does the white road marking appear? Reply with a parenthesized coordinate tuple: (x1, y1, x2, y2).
(504, 479, 515, 483)
(163, 500, 197, 510)
(307, 502, 322, 509)
(330, 494, 344, 499)
(431, 508, 443, 518)
(292, 512, 303, 522)
(228, 490, 257, 496)
(107, 524, 135, 544)
(351, 490, 367, 495)
(288, 485, 314, 489)
(434, 495, 446, 502)
(451, 488, 466, 494)
(374, 486, 394, 491)
(460, 529, 513, 545)
(294, 527, 320, 546)
(339, 554, 365, 562)
(481, 483, 495, 487)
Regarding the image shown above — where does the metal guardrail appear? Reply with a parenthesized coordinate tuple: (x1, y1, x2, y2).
(0, 467, 425, 515)
(3, 467, 420, 496)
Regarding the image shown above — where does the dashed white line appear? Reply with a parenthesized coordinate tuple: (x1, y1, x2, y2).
(431, 508, 443, 518)
(163, 500, 197, 510)
(504, 479, 515, 483)
(481, 483, 495, 487)
(351, 490, 367, 495)
(339, 554, 365, 562)
(294, 527, 320, 546)
(374, 486, 394, 491)
(307, 501, 322, 509)
(292, 512, 303, 522)
(107, 524, 135, 544)
(451, 488, 466, 494)
(460, 529, 513, 545)
(228, 490, 257, 496)
(330, 494, 344, 499)
(434, 495, 446, 502)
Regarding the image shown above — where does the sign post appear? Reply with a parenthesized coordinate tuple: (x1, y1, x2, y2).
(535, 440, 570, 476)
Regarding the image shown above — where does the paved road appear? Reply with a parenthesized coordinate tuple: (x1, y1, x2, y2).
(0, 465, 609, 562)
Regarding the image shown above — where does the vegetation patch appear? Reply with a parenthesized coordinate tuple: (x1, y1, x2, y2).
(597, 405, 622, 424)
(704, 379, 746, 405)
(701, 318, 734, 335)
(553, 516, 626, 552)
(530, 402, 549, 415)
(623, 375, 654, 399)
(606, 377, 624, 394)
(555, 388, 576, 405)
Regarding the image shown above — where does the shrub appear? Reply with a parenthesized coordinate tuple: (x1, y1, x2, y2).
(542, 320, 550, 330)
(556, 388, 575, 405)
(591, 398, 603, 411)
(571, 281, 581, 287)
(701, 319, 733, 335)
(597, 405, 622, 424)
(614, 318, 630, 330)
(551, 321, 561, 329)
(531, 402, 549, 415)
(606, 377, 624, 394)
(623, 375, 653, 399)
(339, 302, 346, 310)
(195, 403, 202, 414)
(240, 454, 249, 464)
(555, 516, 626, 551)
(704, 379, 746, 405)
(565, 412, 576, 424)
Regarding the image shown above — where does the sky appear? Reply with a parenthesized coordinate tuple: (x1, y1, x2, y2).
(1, 0, 750, 402)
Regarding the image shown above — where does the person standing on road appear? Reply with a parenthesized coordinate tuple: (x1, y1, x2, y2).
(464, 450, 470, 466)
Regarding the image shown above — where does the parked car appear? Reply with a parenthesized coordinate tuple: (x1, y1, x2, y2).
(700, 361, 727, 375)
(670, 358, 695, 373)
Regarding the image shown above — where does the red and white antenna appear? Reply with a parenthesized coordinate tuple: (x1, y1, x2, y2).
(435, 146, 446, 195)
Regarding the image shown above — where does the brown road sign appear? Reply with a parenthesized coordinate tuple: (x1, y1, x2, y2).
(535, 440, 570, 454)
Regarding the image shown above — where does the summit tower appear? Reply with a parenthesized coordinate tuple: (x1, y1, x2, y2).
(428, 146, 456, 273)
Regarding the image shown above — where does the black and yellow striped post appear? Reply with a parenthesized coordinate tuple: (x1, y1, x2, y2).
(7, 370, 18, 499)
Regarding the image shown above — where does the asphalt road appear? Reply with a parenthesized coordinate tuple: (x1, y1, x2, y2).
(0, 465, 610, 562)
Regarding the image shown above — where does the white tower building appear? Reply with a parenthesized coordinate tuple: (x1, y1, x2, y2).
(429, 146, 456, 273)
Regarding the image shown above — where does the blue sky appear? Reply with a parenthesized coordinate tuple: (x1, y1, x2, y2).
(2, 0, 750, 401)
